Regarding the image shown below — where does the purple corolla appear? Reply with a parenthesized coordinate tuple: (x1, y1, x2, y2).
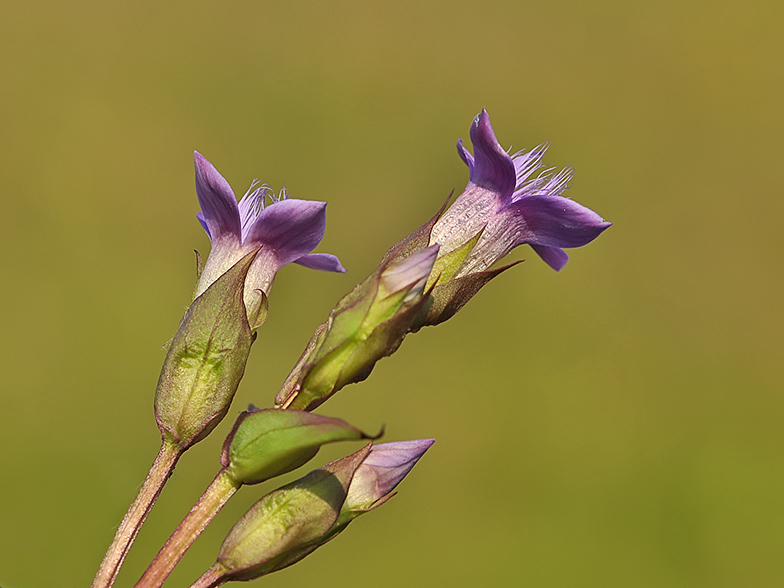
(193, 152, 345, 316)
(429, 110, 610, 273)
(342, 438, 435, 514)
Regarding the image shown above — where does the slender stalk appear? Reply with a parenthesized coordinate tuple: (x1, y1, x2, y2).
(135, 469, 240, 588)
(189, 564, 228, 588)
(92, 438, 183, 588)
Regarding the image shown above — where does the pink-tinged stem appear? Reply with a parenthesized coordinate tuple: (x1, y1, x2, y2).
(91, 439, 183, 588)
(135, 470, 240, 588)
(189, 564, 229, 588)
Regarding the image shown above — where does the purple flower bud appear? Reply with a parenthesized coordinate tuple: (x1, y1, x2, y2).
(342, 439, 435, 515)
(196, 441, 434, 583)
(193, 152, 345, 323)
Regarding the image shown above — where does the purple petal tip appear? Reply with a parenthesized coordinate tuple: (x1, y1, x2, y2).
(294, 253, 347, 273)
(468, 110, 516, 196)
(193, 151, 241, 241)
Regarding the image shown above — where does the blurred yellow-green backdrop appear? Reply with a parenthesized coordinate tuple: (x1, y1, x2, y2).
(1, 0, 782, 586)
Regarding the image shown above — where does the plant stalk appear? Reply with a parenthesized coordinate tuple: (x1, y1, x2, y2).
(91, 438, 183, 588)
(135, 469, 240, 588)
(189, 564, 228, 588)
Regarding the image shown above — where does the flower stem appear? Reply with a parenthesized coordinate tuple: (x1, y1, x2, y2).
(135, 470, 240, 588)
(91, 438, 183, 588)
(189, 564, 228, 588)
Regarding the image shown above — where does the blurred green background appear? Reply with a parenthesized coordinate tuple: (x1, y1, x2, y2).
(1, 0, 782, 586)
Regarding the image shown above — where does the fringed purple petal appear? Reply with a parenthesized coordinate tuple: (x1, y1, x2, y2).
(294, 253, 347, 273)
(244, 198, 328, 266)
(237, 182, 271, 242)
(511, 145, 551, 196)
(468, 110, 516, 197)
(530, 244, 569, 271)
(194, 152, 241, 242)
(509, 193, 611, 249)
(457, 138, 474, 173)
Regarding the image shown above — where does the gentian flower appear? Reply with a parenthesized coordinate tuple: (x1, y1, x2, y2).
(429, 109, 611, 273)
(193, 151, 345, 319)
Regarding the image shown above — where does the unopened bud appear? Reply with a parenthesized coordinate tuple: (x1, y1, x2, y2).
(208, 445, 372, 583)
(221, 408, 377, 485)
(211, 439, 435, 580)
(275, 245, 439, 411)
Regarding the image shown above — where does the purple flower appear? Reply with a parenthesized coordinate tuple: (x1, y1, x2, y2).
(429, 110, 610, 273)
(193, 151, 345, 314)
(342, 438, 435, 514)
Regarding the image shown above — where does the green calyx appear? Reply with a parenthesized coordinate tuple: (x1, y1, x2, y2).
(217, 445, 372, 581)
(154, 250, 256, 449)
(275, 256, 432, 411)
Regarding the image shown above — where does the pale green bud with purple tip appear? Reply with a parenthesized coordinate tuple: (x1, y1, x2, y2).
(250, 440, 435, 576)
(198, 445, 372, 584)
(275, 245, 439, 411)
(196, 440, 433, 583)
(193, 152, 345, 327)
(220, 408, 378, 486)
(154, 251, 256, 450)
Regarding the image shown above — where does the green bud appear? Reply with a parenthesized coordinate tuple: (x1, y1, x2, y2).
(275, 245, 439, 411)
(213, 444, 372, 582)
(154, 250, 256, 450)
(221, 408, 377, 485)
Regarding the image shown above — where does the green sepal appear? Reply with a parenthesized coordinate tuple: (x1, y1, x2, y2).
(248, 289, 269, 330)
(194, 249, 204, 281)
(250, 522, 349, 578)
(412, 260, 523, 331)
(217, 444, 372, 581)
(222, 408, 378, 485)
(154, 250, 257, 450)
(427, 228, 483, 288)
(274, 321, 329, 408)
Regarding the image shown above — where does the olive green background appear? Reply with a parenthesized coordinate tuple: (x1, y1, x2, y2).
(1, 1, 782, 586)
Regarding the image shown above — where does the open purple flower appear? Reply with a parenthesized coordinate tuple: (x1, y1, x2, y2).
(429, 110, 610, 273)
(193, 152, 345, 316)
